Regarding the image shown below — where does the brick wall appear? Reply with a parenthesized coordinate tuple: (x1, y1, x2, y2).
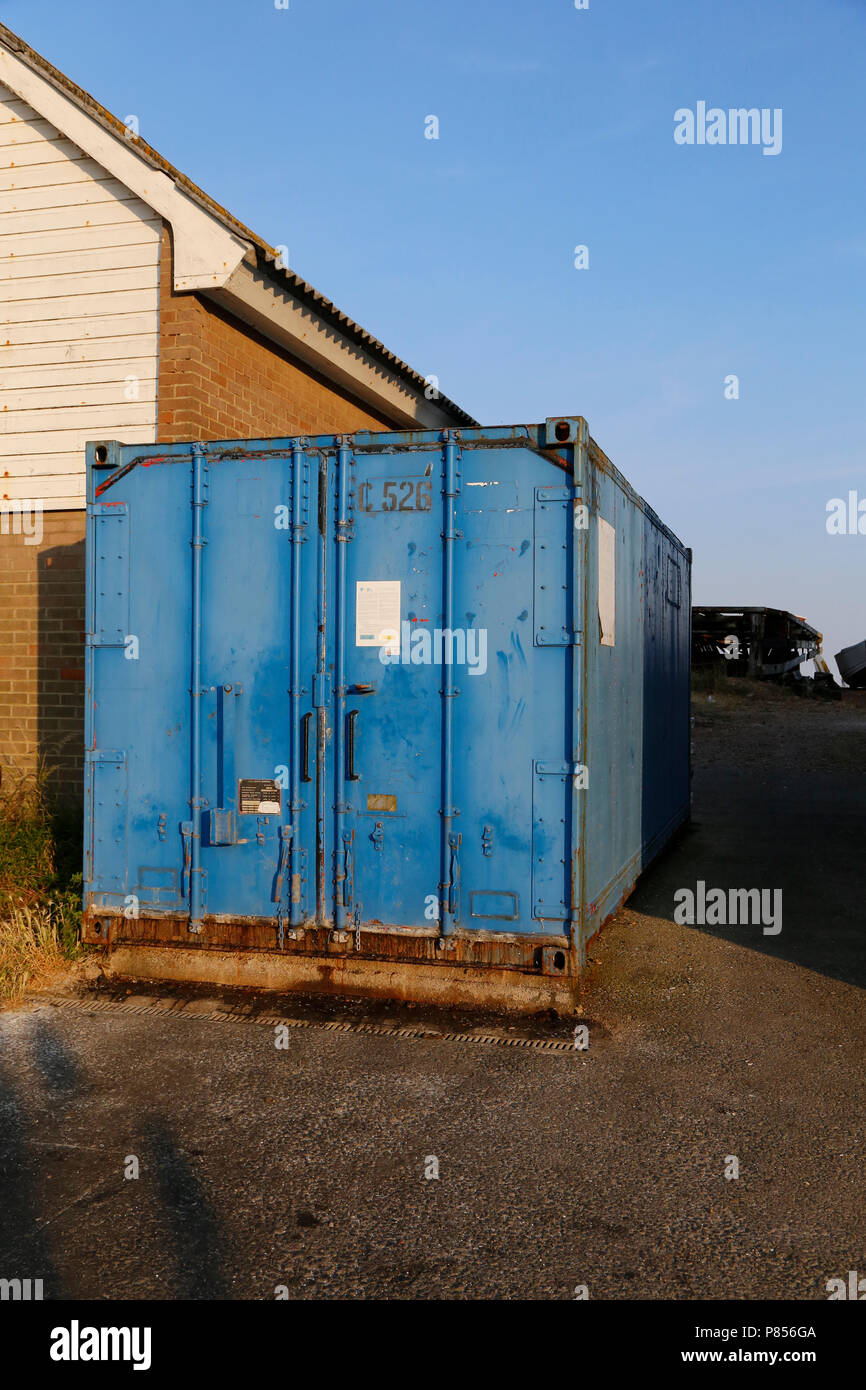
(157, 225, 394, 440)
(0, 510, 86, 803)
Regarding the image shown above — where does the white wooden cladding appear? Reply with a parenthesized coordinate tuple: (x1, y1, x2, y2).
(0, 82, 160, 510)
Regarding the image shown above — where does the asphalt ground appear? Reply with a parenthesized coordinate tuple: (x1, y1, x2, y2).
(1, 684, 864, 1299)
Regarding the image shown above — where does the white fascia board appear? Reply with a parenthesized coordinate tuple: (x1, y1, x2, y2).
(211, 259, 459, 430)
(0, 45, 249, 289)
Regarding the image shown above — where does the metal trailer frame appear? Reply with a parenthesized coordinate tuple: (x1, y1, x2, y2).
(692, 606, 822, 679)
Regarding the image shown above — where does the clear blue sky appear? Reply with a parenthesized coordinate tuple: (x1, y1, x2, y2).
(9, 0, 865, 674)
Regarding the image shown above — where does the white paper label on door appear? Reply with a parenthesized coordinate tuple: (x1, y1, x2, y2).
(356, 580, 401, 652)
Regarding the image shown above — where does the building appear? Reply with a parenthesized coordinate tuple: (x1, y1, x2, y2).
(0, 23, 474, 800)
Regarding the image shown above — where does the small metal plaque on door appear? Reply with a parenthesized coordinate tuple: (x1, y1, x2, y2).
(238, 779, 282, 815)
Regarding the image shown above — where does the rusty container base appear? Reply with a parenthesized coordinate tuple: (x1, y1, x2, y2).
(81, 914, 579, 1015)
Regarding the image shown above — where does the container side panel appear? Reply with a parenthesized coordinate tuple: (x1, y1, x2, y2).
(581, 465, 645, 934)
(581, 461, 690, 943)
(640, 519, 691, 866)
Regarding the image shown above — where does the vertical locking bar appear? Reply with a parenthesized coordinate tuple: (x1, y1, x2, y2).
(188, 442, 207, 933)
(334, 439, 353, 930)
(314, 453, 328, 925)
(439, 431, 461, 940)
(289, 440, 307, 931)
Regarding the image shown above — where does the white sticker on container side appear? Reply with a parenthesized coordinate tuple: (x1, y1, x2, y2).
(598, 517, 615, 647)
(356, 580, 401, 652)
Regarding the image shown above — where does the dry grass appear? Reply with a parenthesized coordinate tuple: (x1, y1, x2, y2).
(0, 750, 83, 1005)
(0, 897, 75, 1004)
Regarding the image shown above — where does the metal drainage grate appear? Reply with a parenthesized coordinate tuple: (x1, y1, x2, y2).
(40, 992, 577, 1053)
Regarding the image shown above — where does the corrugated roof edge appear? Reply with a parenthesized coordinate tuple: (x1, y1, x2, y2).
(0, 22, 478, 428)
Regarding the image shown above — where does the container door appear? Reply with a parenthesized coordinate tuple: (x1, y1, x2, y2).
(198, 446, 318, 934)
(332, 444, 443, 931)
(330, 443, 579, 941)
(87, 444, 319, 939)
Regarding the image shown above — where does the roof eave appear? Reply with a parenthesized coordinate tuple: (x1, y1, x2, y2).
(0, 21, 477, 428)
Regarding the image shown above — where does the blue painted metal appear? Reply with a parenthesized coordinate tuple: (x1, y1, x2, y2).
(288, 440, 306, 935)
(439, 432, 461, 940)
(334, 439, 352, 932)
(83, 418, 690, 981)
(188, 441, 207, 932)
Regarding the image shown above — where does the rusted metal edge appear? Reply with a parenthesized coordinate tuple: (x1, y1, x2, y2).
(81, 915, 575, 974)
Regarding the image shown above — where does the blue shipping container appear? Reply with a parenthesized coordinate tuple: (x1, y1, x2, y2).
(83, 418, 690, 1012)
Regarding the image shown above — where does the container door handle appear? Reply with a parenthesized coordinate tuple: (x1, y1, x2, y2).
(273, 823, 293, 904)
(300, 711, 313, 783)
(346, 710, 360, 781)
(180, 821, 193, 899)
(448, 831, 462, 918)
(336, 829, 354, 910)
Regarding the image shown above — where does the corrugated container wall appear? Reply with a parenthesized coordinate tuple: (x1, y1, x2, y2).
(82, 418, 690, 1013)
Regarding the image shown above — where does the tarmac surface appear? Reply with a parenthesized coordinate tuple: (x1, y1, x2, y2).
(1, 684, 864, 1299)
